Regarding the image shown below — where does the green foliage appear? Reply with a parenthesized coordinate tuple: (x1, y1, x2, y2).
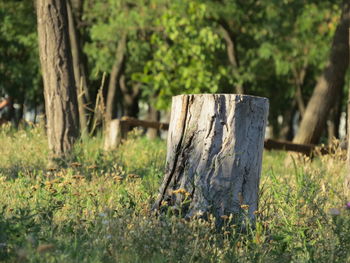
(1, 127, 350, 262)
(0, 0, 42, 106)
(134, 1, 230, 109)
(1, 0, 347, 137)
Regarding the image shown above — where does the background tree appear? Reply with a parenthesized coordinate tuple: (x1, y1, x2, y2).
(345, 18, 350, 192)
(36, 0, 80, 159)
(293, 0, 350, 144)
(1, 0, 348, 144)
(67, 0, 90, 136)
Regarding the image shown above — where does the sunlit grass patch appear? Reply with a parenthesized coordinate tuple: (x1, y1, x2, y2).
(1, 127, 350, 262)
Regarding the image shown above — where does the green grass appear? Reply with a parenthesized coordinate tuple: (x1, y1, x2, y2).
(1, 125, 350, 262)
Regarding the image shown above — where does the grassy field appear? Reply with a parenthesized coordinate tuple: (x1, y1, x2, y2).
(1, 124, 350, 262)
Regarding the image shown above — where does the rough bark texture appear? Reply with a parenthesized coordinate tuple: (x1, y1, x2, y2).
(293, 1, 350, 144)
(37, 0, 80, 158)
(67, 0, 89, 135)
(153, 94, 269, 225)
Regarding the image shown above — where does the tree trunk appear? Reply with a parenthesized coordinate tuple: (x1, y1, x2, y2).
(119, 75, 140, 118)
(147, 104, 160, 139)
(327, 90, 343, 142)
(219, 21, 244, 94)
(67, 0, 89, 136)
(279, 100, 297, 141)
(3, 96, 15, 123)
(104, 119, 125, 150)
(105, 34, 127, 123)
(293, 1, 350, 144)
(292, 64, 307, 118)
(37, 0, 80, 159)
(153, 94, 269, 226)
(345, 26, 350, 193)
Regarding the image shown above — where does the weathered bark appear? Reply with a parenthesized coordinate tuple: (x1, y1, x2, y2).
(37, 0, 80, 158)
(105, 34, 127, 123)
(293, 1, 350, 144)
(153, 94, 269, 225)
(67, 0, 89, 135)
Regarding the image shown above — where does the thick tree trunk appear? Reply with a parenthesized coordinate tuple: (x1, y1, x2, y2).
(293, 1, 350, 144)
(345, 27, 350, 192)
(67, 0, 89, 136)
(37, 0, 80, 158)
(153, 94, 269, 226)
(347, 102, 350, 191)
(105, 34, 127, 123)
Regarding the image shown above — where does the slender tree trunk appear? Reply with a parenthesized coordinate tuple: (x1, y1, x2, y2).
(119, 75, 140, 118)
(34, 103, 38, 124)
(219, 21, 244, 94)
(293, 1, 349, 144)
(147, 104, 160, 139)
(37, 0, 80, 159)
(153, 94, 269, 227)
(70, 0, 90, 102)
(292, 65, 307, 117)
(327, 89, 343, 142)
(67, 0, 88, 136)
(279, 100, 297, 141)
(4, 96, 15, 123)
(105, 34, 127, 123)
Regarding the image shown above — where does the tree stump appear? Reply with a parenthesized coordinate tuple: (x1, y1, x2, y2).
(153, 94, 269, 225)
(104, 119, 128, 150)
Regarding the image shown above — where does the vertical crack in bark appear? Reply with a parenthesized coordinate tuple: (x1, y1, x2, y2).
(155, 95, 268, 223)
(153, 95, 191, 209)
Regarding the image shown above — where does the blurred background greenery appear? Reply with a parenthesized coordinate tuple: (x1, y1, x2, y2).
(0, 0, 349, 142)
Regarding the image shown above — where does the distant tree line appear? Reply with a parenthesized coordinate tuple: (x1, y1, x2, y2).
(1, 0, 349, 149)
